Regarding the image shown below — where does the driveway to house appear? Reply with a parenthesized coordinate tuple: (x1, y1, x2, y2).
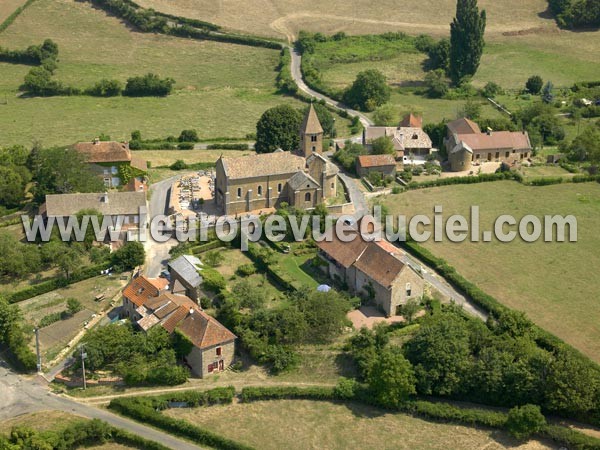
(145, 175, 180, 277)
(0, 360, 202, 450)
(289, 47, 373, 129)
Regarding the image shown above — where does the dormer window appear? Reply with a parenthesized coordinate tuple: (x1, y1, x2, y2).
(412, 134, 418, 140)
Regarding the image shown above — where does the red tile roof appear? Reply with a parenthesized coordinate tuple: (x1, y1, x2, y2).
(176, 308, 236, 349)
(123, 276, 165, 308)
(354, 243, 405, 288)
(457, 131, 531, 151)
(400, 113, 423, 128)
(356, 154, 396, 169)
(316, 231, 369, 268)
(74, 140, 131, 164)
(447, 117, 481, 135)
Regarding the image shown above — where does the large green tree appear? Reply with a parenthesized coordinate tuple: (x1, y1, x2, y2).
(343, 69, 390, 112)
(31, 146, 104, 202)
(368, 346, 416, 407)
(255, 105, 302, 153)
(449, 0, 486, 84)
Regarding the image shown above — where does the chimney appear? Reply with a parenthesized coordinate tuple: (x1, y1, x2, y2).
(486, 127, 492, 136)
(101, 192, 109, 203)
(189, 307, 194, 315)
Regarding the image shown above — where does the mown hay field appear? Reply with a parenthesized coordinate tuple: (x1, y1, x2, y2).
(166, 399, 556, 450)
(379, 181, 600, 362)
(0, 0, 311, 147)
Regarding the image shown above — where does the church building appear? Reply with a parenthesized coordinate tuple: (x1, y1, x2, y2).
(215, 105, 338, 215)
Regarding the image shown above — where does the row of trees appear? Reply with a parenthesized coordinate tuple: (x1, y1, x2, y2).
(22, 71, 175, 98)
(347, 307, 600, 423)
(0, 38, 58, 65)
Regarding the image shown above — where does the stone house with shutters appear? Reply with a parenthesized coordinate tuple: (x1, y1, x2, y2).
(73, 139, 147, 190)
(122, 275, 236, 378)
(215, 104, 338, 215)
(316, 232, 424, 316)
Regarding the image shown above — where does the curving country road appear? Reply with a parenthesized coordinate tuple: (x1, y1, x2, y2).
(0, 360, 202, 450)
(289, 47, 373, 129)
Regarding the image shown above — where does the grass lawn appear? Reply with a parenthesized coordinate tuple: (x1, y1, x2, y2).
(165, 399, 554, 450)
(0, 0, 333, 147)
(379, 181, 600, 362)
(518, 164, 575, 182)
(135, 149, 252, 168)
(18, 275, 126, 363)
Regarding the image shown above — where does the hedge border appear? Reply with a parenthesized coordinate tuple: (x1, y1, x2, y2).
(7, 262, 111, 304)
(239, 386, 600, 449)
(108, 387, 253, 450)
(0, 0, 37, 34)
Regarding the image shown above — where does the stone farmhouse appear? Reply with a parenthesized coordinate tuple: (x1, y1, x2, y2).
(445, 118, 532, 172)
(316, 232, 424, 316)
(122, 275, 236, 378)
(363, 114, 433, 163)
(356, 154, 397, 178)
(73, 139, 147, 189)
(168, 254, 204, 303)
(215, 105, 339, 215)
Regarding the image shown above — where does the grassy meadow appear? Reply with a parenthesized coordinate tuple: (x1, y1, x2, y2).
(135, 149, 252, 167)
(0, 0, 330, 147)
(0, 0, 28, 24)
(378, 181, 600, 362)
(165, 399, 556, 450)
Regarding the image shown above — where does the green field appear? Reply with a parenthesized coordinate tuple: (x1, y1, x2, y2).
(165, 399, 555, 450)
(379, 181, 600, 362)
(0, 0, 349, 147)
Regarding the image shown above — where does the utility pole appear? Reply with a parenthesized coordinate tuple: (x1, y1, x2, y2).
(34, 328, 41, 373)
(80, 345, 87, 390)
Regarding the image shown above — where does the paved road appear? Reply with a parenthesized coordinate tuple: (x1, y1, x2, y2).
(0, 361, 202, 450)
(145, 175, 180, 277)
(289, 47, 373, 129)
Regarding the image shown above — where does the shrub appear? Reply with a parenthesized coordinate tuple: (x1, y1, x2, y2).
(526, 75, 543, 94)
(123, 73, 175, 97)
(178, 129, 199, 142)
(177, 142, 194, 150)
(481, 81, 503, 98)
(506, 404, 546, 439)
(85, 79, 123, 97)
(170, 159, 188, 170)
(236, 263, 257, 277)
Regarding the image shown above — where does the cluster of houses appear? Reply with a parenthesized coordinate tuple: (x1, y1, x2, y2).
(122, 269, 235, 378)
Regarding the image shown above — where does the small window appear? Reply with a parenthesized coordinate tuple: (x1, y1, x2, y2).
(237, 187, 242, 198)
(406, 282, 412, 297)
(331, 182, 335, 189)
(257, 185, 262, 196)
(216, 346, 222, 356)
(305, 192, 311, 202)
(311, 135, 317, 142)
(312, 146, 316, 152)
(495, 152, 499, 159)
(512, 150, 516, 153)
(505, 151, 510, 158)
(412, 134, 418, 139)
(277, 183, 282, 193)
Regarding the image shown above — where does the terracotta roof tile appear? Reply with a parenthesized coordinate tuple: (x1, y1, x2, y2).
(357, 154, 396, 168)
(74, 141, 131, 163)
(354, 243, 405, 288)
(457, 131, 531, 151)
(400, 113, 423, 128)
(447, 117, 481, 135)
(219, 152, 305, 180)
(316, 231, 369, 268)
(123, 276, 164, 308)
